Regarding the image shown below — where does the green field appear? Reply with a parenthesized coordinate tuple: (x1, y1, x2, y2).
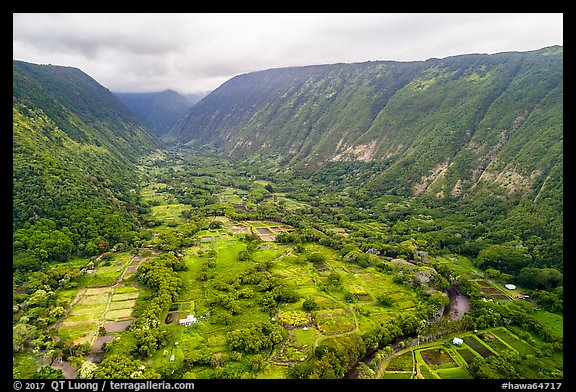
(56, 263, 141, 346)
(379, 327, 546, 380)
(21, 151, 562, 380)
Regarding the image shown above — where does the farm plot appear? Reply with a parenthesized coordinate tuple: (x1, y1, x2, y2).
(273, 264, 316, 287)
(435, 366, 473, 379)
(217, 187, 249, 205)
(272, 327, 321, 364)
(104, 320, 133, 333)
(165, 301, 195, 324)
(456, 347, 480, 364)
(353, 220, 389, 235)
(478, 332, 514, 353)
(58, 284, 139, 350)
(165, 312, 189, 324)
(273, 338, 310, 362)
(418, 348, 459, 369)
(381, 326, 542, 380)
(230, 224, 251, 234)
(195, 229, 227, 243)
(312, 262, 331, 277)
(472, 280, 512, 301)
(151, 203, 190, 222)
(104, 308, 133, 321)
(104, 286, 139, 322)
(242, 220, 294, 241)
(354, 304, 400, 331)
(491, 328, 537, 355)
(463, 335, 496, 358)
(478, 287, 510, 300)
(278, 310, 311, 328)
(416, 346, 474, 379)
(304, 293, 341, 310)
(272, 326, 317, 363)
(124, 257, 145, 277)
(313, 307, 356, 335)
(386, 351, 414, 371)
(328, 227, 349, 237)
(380, 371, 414, 379)
(93, 286, 139, 351)
(276, 196, 309, 211)
(58, 287, 113, 345)
(140, 182, 168, 204)
(387, 290, 417, 310)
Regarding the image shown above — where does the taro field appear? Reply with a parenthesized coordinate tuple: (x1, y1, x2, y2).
(56, 251, 145, 351)
(159, 233, 424, 378)
(57, 284, 139, 351)
(377, 327, 538, 379)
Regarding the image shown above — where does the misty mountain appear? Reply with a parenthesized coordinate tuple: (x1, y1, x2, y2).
(114, 89, 193, 136)
(182, 92, 209, 106)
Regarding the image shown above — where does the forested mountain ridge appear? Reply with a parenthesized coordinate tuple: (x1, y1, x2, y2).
(114, 90, 192, 136)
(13, 60, 158, 268)
(167, 46, 563, 202)
(12, 53, 563, 380)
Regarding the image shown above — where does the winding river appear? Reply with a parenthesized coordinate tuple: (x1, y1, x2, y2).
(344, 284, 470, 378)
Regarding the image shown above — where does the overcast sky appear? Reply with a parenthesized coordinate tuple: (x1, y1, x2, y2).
(13, 13, 563, 95)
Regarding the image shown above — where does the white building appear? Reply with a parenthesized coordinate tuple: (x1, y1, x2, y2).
(178, 315, 197, 326)
(451, 337, 464, 346)
(504, 284, 516, 290)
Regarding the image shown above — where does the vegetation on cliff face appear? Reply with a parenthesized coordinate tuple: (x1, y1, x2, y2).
(13, 60, 158, 269)
(166, 46, 563, 281)
(12, 48, 562, 380)
(168, 46, 562, 201)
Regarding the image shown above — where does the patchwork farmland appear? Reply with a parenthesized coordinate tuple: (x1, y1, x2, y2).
(377, 327, 539, 379)
(56, 252, 145, 352)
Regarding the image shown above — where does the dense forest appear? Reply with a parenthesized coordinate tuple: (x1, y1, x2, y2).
(13, 50, 562, 381)
(13, 60, 157, 273)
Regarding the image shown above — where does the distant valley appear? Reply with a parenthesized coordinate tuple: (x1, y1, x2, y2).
(114, 90, 205, 136)
(13, 48, 563, 380)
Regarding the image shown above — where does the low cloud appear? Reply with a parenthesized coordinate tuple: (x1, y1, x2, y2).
(13, 13, 563, 94)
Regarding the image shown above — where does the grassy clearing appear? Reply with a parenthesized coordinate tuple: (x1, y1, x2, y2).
(380, 371, 414, 379)
(313, 307, 356, 334)
(532, 310, 563, 339)
(151, 203, 189, 222)
(431, 254, 477, 277)
(435, 367, 473, 379)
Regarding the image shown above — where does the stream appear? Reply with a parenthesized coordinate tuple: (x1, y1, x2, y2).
(344, 284, 470, 379)
(443, 284, 470, 320)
